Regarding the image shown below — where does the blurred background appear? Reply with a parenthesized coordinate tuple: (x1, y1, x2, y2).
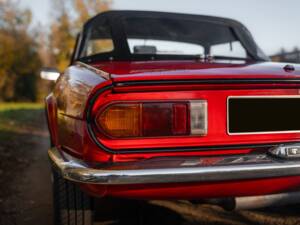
(1, 0, 300, 225)
(1, 0, 300, 102)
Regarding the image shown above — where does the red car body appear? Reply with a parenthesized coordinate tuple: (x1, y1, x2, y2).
(46, 11, 300, 207)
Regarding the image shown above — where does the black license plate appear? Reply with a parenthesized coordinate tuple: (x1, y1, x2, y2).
(228, 97, 300, 134)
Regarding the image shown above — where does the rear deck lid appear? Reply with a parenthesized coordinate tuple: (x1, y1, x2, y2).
(91, 61, 300, 83)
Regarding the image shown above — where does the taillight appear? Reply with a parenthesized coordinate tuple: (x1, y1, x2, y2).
(98, 104, 141, 137)
(96, 101, 207, 138)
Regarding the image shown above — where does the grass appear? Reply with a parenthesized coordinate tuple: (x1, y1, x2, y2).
(0, 102, 45, 134)
(0, 102, 48, 172)
(0, 102, 44, 111)
(0, 102, 50, 222)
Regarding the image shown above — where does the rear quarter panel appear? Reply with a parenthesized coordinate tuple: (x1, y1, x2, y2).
(46, 64, 111, 159)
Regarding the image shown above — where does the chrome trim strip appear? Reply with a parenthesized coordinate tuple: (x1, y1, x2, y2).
(49, 147, 300, 185)
(227, 95, 300, 135)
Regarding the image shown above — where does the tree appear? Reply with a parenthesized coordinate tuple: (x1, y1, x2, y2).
(73, 0, 111, 31)
(49, 1, 75, 71)
(48, 0, 112, 71)
(0, 0, 41, 101)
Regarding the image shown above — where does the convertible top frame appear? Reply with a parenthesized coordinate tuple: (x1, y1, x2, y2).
(72, 10, 269, 63)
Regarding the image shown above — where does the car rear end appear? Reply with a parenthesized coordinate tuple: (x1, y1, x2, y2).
(48, 61, 300, 202)
(46, 12, 300, 225)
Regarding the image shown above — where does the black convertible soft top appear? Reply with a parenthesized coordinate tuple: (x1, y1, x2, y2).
(74, 10, 268, 62)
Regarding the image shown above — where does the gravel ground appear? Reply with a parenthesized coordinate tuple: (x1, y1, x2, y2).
(1, 104, 300, 225)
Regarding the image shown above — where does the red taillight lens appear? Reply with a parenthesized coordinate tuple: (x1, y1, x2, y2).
(96, 101, 207, 138)
(173, 103, 189, 135)
(142, 103, 175, 136)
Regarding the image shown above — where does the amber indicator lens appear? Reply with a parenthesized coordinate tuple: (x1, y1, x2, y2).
(96, 101, 207, 138)
(97, 104, 141, 138)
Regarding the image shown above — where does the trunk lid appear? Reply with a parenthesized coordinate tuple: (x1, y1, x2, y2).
(91, 61, 300, 83)
(88, 60, 300, 155)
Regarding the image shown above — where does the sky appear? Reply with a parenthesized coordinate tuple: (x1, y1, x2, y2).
(20, 0, 300, 56)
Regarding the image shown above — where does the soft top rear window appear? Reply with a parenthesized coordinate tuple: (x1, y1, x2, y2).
(124, 17, 236, 47)
(78, 11, 269, 62)
(124, 17, 247, 59)
(81, 19, 114, 57)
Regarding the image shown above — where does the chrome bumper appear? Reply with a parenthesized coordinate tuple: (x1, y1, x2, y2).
(48, 147, 300, 185)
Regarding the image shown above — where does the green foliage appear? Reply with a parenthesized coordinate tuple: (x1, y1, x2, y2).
(0, 102, 44, 133)
(0, 0, 112, 102)
(0, 102, 43, 111)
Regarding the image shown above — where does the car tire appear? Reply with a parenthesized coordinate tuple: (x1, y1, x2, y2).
(52, 170, 184, 225)
(52, 170, 94, 225)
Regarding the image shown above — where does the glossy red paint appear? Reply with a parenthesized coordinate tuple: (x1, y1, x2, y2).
(51, 61, 300, 160)
(47, 60, 300, 199)
(91, 61, 300, 82)
(52, 65, 112, 158)
(90, 87, 300, 151)
(45, 93, 58, 146)
(81, 176, 300, 199)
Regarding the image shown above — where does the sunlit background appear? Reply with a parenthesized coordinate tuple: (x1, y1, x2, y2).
(1, 0, 300, 102)
(21, 0, 300, 56)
